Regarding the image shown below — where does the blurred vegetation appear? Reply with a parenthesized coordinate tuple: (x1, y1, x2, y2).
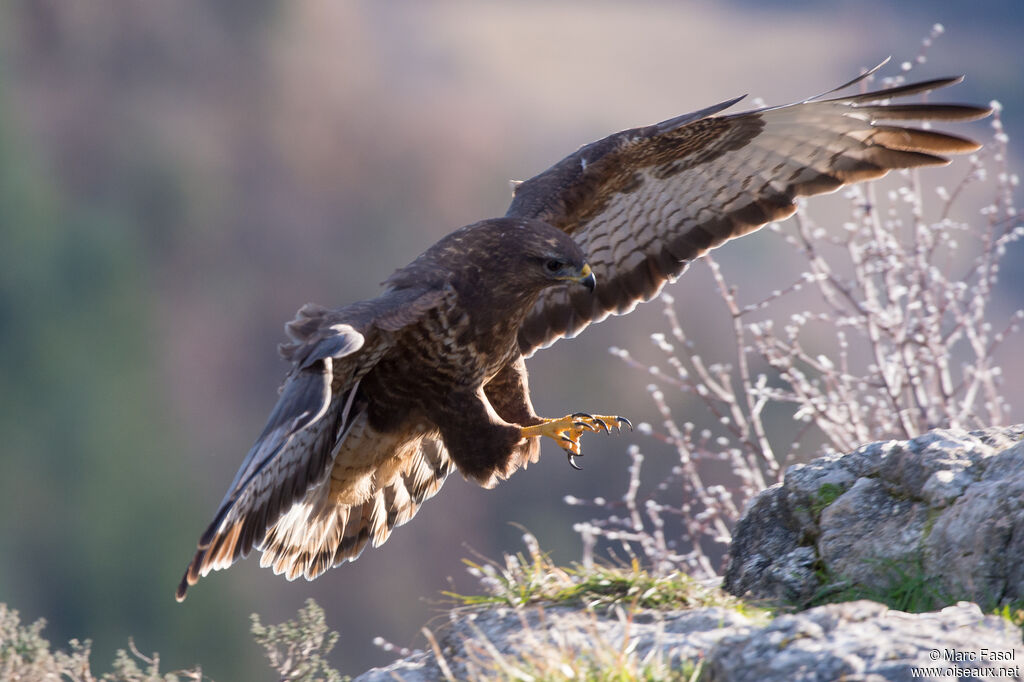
(0, 38, 189, 662)
(1, 600, 346, 681)
(0, 3, 272, 678)
(251, 600, 347, 682)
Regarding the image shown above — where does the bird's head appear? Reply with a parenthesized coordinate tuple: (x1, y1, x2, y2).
(527, 246, 595, 293)
(385, 217, 595, 305)
(491, 218, 595, 293)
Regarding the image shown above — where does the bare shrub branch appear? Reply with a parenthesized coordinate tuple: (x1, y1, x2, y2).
(571, 46, 1022, 581)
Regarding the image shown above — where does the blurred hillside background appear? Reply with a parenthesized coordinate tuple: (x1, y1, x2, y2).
(1, 1, 1021, 678)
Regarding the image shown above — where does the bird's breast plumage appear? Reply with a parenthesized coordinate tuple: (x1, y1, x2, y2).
(361, 292, 524, 432)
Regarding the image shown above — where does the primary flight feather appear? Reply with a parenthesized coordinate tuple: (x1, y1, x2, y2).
(177, 63, 988, 600)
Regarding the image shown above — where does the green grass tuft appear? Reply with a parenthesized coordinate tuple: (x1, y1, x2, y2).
(810, 483, 845, 517)
(810, 555, 954, 613)
(444, 537, 765, 620)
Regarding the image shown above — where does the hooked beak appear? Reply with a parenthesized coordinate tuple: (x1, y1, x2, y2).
(573, 263, 596, 293)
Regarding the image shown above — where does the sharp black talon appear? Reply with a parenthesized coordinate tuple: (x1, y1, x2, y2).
(571, 411, 593, 420)
(617, 416, 633, 431)
(560, 435, 574, 444)
(573, 421, 590, 431)
(567, 453, 583, 470)
(592, 417, 609, 432)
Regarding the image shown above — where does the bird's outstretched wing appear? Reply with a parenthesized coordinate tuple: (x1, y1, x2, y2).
(176, 287, 448, 600)
(508, 63, 991, 357)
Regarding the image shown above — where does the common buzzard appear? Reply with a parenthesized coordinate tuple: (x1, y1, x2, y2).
(177, 63, 988, 600)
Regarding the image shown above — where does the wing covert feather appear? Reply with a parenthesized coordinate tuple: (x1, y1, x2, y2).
(509, 68, 990, 357)
(256, 433, 455, 582)
(176, 286, 446, 600)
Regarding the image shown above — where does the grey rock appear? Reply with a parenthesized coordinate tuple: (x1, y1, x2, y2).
(354, 605, 755, 681)
(354, 651, 435, 682)
(817, 477, 931, 589)
(724, 425, 1024, 605)
(721, 481, 817, 604)
(359, 425, 1024, 680)
(704, 600, 1024, 682)
(356, 599, 1024, 681)
(924, 441, 1024, 605)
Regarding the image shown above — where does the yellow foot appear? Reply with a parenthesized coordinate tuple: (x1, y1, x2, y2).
(520, 412, 632, 470)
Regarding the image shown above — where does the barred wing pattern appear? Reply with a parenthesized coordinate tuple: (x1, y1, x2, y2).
(256, 422, 454, 582)
(179, 63, 989, 600)
(177, 290, 454, 600)
(510, 66, 990, 358)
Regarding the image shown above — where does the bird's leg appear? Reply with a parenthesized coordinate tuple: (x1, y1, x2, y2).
(520, 412, 632, 470)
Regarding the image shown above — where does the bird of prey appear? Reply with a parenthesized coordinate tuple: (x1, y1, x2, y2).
(176, 62, 988, 600)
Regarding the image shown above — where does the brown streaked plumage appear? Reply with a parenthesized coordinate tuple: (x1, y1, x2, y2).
(177, 63, 989, 600)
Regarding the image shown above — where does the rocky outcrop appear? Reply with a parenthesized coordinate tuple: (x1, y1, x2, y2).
(724, 425, 1024, 606)
(356, 600, 1023, 681)
(355, 605, 753, 681)
(704, 601, 1022, 681)
(357, 426, 1024, 680)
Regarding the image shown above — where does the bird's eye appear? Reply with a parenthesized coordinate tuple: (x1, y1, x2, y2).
(544, 259, 563, 273)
